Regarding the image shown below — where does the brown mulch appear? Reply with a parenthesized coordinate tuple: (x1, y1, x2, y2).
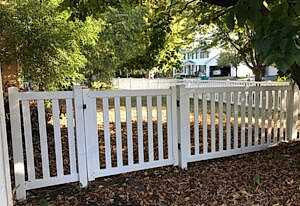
(16, 141, 300, 206)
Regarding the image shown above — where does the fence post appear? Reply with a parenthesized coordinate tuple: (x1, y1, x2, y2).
(0, 66, 13, 205)
(8, 87, 26, 200)
(287, 83, 298, 141)
(176, 85, 190, 169)
(73, 85, 88, 187)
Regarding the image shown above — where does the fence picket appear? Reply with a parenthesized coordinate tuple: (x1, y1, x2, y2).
(136, 96, 144, 163)
(147, 96, 154, 162)
(21, 100, 35, 181)
(66, 99, 76, 175)
(103, 97, 112, 168)
(202, 93, 208, 154)
(279, 90, 285, 141)
(273, 90, 279, 142)
(37, 100, 50, 179)
(52, 99, 63, 177)
(261, 91, 267, 144)
(171, 86, 178, 165)
(226, 92, 231, 150)
(157, 96, 164, 160)
(167, 95, 173, 161)
(194, 94, 199, 155)
(218, 92, 224, 151)
(114, 97, 123, 167)
(267, 91, 273, 144)
(247, 91, 253, 147)
(126, 97, 134, 165)
(254, 91, 259, 145)
(283, 90, 288, 141)
(211, 93, 216, 152)
(240, 91, 246, 148)
(233, 91, 239, 149)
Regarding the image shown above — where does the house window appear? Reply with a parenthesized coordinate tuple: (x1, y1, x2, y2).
(199, 51, 209, 59)
(204, 52, 209, 58)
(200, 52, 204, 58)
(199, 65, 206, 73)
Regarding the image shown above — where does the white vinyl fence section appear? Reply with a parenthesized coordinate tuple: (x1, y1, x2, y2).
(176, 85, 293, 167)
(8, 88, 82, 200)
(112, 78, 290, 90)
(82, 88, 177, 180)
(8, 83, 300, 200)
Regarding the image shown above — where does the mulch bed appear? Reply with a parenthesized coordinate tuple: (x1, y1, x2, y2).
(16, 141, 300, 206)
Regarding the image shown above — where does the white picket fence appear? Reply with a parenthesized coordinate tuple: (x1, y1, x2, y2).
(7, 83, 300, 200)
(112, 78, 290, 89)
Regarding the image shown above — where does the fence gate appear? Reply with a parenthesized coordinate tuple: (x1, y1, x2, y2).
(82, 88, 178, 181)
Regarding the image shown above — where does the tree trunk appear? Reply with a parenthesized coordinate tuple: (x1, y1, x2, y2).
(252, 65, 266, 81)
(2, 63, 20, 90)
(290, 63, 300, 87)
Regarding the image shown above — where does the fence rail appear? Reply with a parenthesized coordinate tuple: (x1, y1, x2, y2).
(7, 82, 300, 200)
(112, 78, 290, 90)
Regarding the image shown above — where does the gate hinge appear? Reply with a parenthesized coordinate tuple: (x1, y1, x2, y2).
(177, 100, 180, 107)
(178, 143, 181, 150)
(83, 104, 87, 109)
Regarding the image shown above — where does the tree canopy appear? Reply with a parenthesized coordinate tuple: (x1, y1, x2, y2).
(0, 0, 100, 89)
(205, 0, 300, 84)
(217, 50, 243, 78)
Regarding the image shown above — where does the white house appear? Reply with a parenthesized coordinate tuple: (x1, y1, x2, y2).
(175, 48, 278, 79)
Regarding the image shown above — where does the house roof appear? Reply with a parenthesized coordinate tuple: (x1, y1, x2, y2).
(183, 60, 196, 65)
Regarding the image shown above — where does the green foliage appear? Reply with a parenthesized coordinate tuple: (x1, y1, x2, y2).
(63, 0, 179, 78)
(253, 174, 262, 186)
(0, 0, 100, 90)
(219, 0, 300, 84)
(276, 75, 288, 82)
(217, 50, 242, 69)
(83, 4, 147, 81)
(39, 198, 49, 206)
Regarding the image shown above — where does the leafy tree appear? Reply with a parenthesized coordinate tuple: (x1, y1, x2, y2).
(0, 0, 100, 90)
(217, 50, 243, 78)
(201, 0, 300, 84)
(62, 0, 176, 78)
(82, 4, 147, 83)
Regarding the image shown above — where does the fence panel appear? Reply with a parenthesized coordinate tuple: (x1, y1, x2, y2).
(83, 89, 176, 179)
(182, 85, 291, 164)
(9, 88, 79, 199)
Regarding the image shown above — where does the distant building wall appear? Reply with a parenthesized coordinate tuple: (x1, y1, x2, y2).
(266, 66, 278, 76)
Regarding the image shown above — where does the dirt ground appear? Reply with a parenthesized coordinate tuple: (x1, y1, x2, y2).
(16, 141, 300, 206)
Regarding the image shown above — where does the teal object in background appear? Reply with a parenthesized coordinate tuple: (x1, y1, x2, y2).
(201, 75, 209, 80)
